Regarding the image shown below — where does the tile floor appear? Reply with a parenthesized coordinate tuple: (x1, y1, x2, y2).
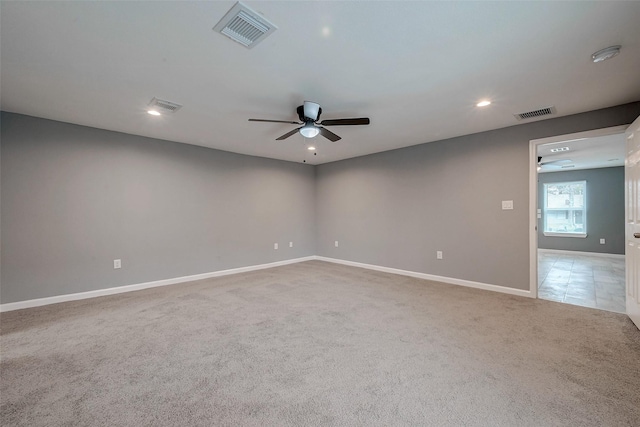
(538, 250, 626, 313)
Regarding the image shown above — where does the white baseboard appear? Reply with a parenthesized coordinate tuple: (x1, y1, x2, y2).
(0, 254, 533, 312)
(0, 256, 316, 313)
(538, 248, 624, 259)
(315, 256, 533, 298)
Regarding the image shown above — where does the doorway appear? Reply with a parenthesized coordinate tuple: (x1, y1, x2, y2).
(529, 125, 627, 312)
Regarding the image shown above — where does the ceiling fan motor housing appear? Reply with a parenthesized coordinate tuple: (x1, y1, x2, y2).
(297, 105, 321, 122)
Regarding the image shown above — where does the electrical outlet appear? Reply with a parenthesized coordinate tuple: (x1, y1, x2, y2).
(114, 259, 121, 269)
(600, 238, 605, 244)
(436, 251, 443, 260)
(502, 200, 514, 210)
(289, 241, 293, 248)
(274, 243, 278, 250)
(335, 240, 339, 247)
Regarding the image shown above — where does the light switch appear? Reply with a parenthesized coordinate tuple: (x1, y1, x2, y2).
(502, 200, 514, 210)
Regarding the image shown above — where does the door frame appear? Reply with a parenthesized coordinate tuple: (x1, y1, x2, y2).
(528, 125, 629, 298)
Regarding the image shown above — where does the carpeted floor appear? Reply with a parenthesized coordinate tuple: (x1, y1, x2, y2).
(1, 260, 639, 426)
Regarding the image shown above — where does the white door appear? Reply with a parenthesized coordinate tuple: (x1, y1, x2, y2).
(625, 114, 640, 330)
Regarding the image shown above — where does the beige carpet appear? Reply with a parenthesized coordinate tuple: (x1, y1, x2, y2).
(1, 260, 639, 426)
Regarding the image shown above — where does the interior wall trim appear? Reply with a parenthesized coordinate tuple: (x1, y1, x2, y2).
(528, 124, 629, 300)
(315, 256, 533, 298)
(0, 256, 316, 313)
(0, 253, 536, 312)
(538, 248, 625, 259)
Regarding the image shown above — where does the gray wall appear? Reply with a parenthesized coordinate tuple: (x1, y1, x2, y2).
(537, 167, 624, 254)
(3, 103, 640, 303)
(316, 102, 640, 290)
(1, 112, 316, 304)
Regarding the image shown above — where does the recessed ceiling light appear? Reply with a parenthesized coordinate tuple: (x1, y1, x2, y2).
(308, 146, 316, 151)
(148, 110, 161, 116)
(591, 45, 621, 63)
(476, 100, 491, 107)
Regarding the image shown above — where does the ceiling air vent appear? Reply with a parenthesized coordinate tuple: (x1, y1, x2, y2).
(514, 106, 556, 121)
(148, 97, 182, 114)
(213, 1, 277, 49)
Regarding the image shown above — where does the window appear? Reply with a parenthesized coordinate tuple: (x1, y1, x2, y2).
(543, 181, 587, 237)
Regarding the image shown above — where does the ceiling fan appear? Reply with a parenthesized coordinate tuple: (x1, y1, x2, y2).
(538, 156, 573, 169)
(248, 101, 370, 142)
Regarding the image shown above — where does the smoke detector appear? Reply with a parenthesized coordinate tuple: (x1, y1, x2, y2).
(213, 2, 277, 49)
(592, 45, 621, 63)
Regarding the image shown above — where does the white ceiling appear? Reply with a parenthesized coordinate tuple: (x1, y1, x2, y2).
(537, 132, 625, 173)
(2, 1, 640, 165)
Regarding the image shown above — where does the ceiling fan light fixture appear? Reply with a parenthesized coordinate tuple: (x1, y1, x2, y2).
(300, 123, 319, 138)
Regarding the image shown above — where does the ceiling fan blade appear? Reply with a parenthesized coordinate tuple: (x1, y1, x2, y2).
(541, 159, 572, 165)
(249, 119, 301, 125)
(318, 127, 341, 142)
(319, 118, 370, 126)
(276, 127, 302, 141)
(303, 101, 321, 121)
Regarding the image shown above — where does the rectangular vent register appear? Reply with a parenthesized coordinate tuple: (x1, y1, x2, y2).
(514, 106, 557, 121)
(213, 2, 278, 49)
